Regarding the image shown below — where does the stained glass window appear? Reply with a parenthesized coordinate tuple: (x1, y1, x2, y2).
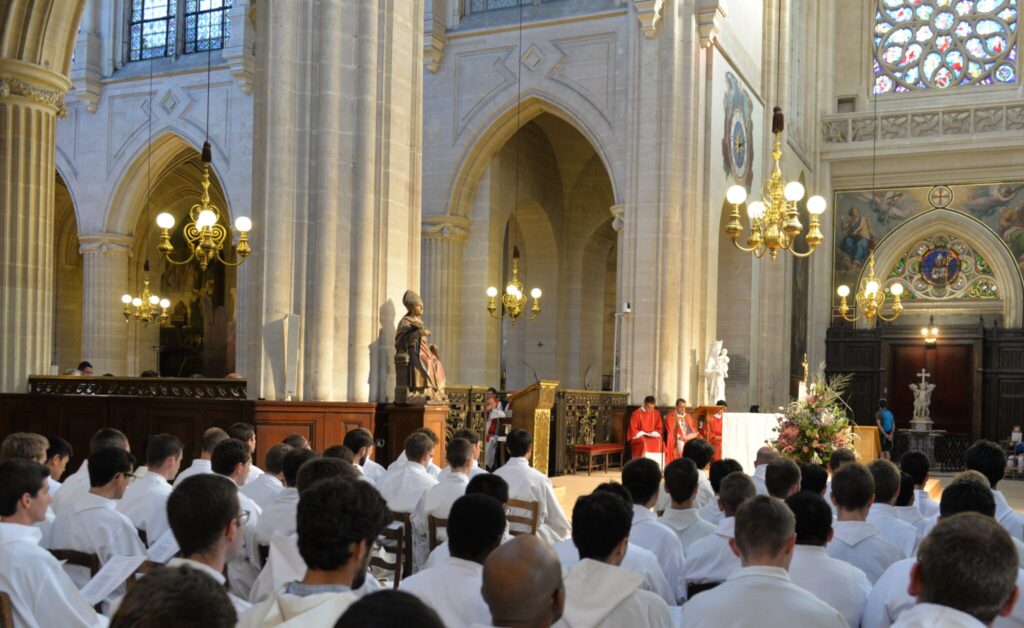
(183, 0, 233, 54)
(873, 0, 1019, 94)
(468, 0, 530, 13)
(128, 0, 176, 61)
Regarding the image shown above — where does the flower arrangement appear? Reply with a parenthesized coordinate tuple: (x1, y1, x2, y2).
(772, 366, 858, 465)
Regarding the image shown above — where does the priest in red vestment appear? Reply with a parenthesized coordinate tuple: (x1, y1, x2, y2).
(628, 395, 665, 465)
(665, 398, 699, 464)
(706, 400, 726, 462)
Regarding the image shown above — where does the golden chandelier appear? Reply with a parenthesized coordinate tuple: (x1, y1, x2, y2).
(836, 251, 904, 323)
(121, 261, 170, 326)
(724, 108, 826, 261)
(487, 247, 541, 325)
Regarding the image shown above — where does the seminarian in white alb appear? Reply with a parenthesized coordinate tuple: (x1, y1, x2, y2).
(6, 0, 1024, 627)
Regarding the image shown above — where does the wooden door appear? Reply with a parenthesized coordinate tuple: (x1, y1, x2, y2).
(890, 344, 972, 434)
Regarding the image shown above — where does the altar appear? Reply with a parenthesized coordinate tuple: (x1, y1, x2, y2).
(720, 412, 780, 472)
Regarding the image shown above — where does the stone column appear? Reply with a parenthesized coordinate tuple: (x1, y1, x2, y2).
(0, 61, 69, 390)
(421, 214, 469, 379)
(610, 204, 630, 391)
(78, 233, 134, 376)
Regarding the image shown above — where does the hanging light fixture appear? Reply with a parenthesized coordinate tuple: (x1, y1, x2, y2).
(722, 2, 826, 261)
(484, 2, 542, 324)
(156, 47, 251, 271)
(835, 251, 903, 323)
(122, 260, 170, 326)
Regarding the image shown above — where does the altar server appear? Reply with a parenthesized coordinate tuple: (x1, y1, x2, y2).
(682, 472, 756, 593)
(800, 462, 829, 495)
(0, 459, 106, 628)
(894, 472, 930, 537)
(437, 428, 487, 481)
(423, 473, 510, 570)
(966, 440, 1024, 541)
(622, 458, 686, 603)
(412, 438, 472, 567)
(387, 428, 442, 477)
(900, 451, 939, 518)
(44, 436, 74, 493)
(494, 429, 571, 544)
(786, 490, 872, 628)
(827, 462, 904, 583)
(751, 446, 779, 496)
(765, 458, 802, 500)
(173, 427, 228, 487)
(628, 396, 665, 465)
(51, 427, 129, 513)
(660, 438, 717, 514)
(664, 399, 699, 464)
(241, 443, 291, 510)
(825, 448, 858, 517)
(254, 447, 316, 545)
(343, 428, 387, 483)
(697, 458, 742, 525)
(659, 458, 716, 551)
(678, 496, 846, 628)
(482, 535, 565, 628)
(378, 432, 439, 517)
(556, 491, 673, 627)
(0, 433, 58, 546)
(227, 423, 264, 485)
(401, 494, 504, 626)
(210, 439, 263, 599)
(116, 433, 182, 546)
(866, 459, 920, 558)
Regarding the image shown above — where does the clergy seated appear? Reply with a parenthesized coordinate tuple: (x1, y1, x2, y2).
(866, 460, 921, 558)
(110, 565, 236, 628)
(400, 494, 505, 626)
(254, 448, 317, 546)
(894, 472, 930, 538)
(679, 496, 846, 628)
(682, 471, 756, 595)
(241, 444, 291, 510)
(697, 459, 743, 526)
(0, 432, 59, 547)
(554, 491, 672, 627)
(966, 440, 1024, 541)
(437, 428, 488, 481)
(900, 451, 939, 519)
(227, 423, 265, 486)
(51, 427, 130, 514)
(827, 462, 904, 584)
(210, 439, 264, 600)
(44, 436, 74, 496)
(799, 462, 829, 496)
(0, 460, 106, 628)
(825, 448, 858, 518)
(238, 478, 389, 627)
(173, 427, 228, 488)
(387, 428, 442, 478)
(116, 434, 182, 547)
(552, 483, 675, 607)
(166, 474, 254, 614)
(378, 432, 439, 514)
(765, 458, 802, 500)
(49, 447, 146, 590)
(659, 438, 716, 514)
(890, 513, 1018, 628)
(622, 458, 687, 604)
(335, 590, 444, 628)
(659, 458, 716, 551)
(751, 447, 780, 496)
(627, 396, 665, 466)
(785, 491, 872, 628)
(423, 474, 510, 570)
(863, 475, 1024, 628)
(493, 429, 571, 544)
(343, 428, 387, 484)
(482, 535, 565, 628)
(412, 438, 473, 566)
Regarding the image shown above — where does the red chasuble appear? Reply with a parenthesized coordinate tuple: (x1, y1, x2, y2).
(627, 407, 665, 459)
(706, 410, 724, 462)
(665, 412, 699, 464)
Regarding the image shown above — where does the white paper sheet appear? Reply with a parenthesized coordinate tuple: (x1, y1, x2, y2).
(80, 555, 146, 606)
(146, 529, 180, 563)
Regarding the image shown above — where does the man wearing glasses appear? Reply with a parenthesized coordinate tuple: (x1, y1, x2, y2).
(211, 438, 264, 600)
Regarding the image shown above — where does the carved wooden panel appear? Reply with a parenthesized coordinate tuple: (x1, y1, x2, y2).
(28, 376, 247, 399)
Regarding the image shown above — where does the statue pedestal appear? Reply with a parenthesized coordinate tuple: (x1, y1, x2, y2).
(907, 427, 941, 465)
(910, 417, 933, 432)
(380, 404, 449, 468)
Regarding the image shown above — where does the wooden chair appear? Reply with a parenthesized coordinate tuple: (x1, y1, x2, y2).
(48, 549, 101, 577)
(427, 515, 447, 550)
(506, 499, 540, 536)
(369, 524, 404, 589)
(136, 528, 148, 547)
(257, 544, 270, 567)
(0, 591, 14, 628)
(391, 513, 414, 578)
(124, 560, 166, 593)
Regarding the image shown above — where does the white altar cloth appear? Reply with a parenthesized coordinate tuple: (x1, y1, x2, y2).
(721, 412, 781, 473)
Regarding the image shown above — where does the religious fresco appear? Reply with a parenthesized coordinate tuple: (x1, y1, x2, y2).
(832, 181, 1024, 295)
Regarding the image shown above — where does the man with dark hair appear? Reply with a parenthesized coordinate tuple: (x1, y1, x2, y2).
(752, 446, 780, 496)
(377, 432, 439, 523)
(483, 387, 510, 470)
(387, 427, 442, 477)
(481, 536, 564, 628)
(628, 395, 665, 466)
(336, 591, 445, 628)
(621, 457, 686, 603)
(296, 457, 358, 491)
(827, 462, 903, 583)
(967, 439, 1024, 541)
(765, 458, 802, 499)
(867, 459, 920, 558)
(343, 428, 386, 482)
(241, 443, 292, 510)
(228, 422, 264, 485)
(400, 494, 506, 626)
(894, 471, 930, 537)
(494, 429, 570, 544)
(117, 433, 183, 545)
(211, 438, 263, 599)
(900, 450, 938, 518)
(678, 437, 716, 511)
(679, 496, 846, 627)
(50, 447, 146, 590)
(422, 473, 512, 570)
(683, 472, 756, 593)
(52, 427, 130, 513)
(876, 399, 895, 460)
(824, 447, 858, 516)
(412, 438, 473, 569)
(44, 435, 73, 491)
(438, 427, 486, 480)
(239, 478, 390, 626)
(255, 447, 318, 545)
(665, 398, 699, 465)
(77, 361, 94, 375)
(0, 459, 105, 627)
(660, 457, 715, 551)
(165, 473, 253, 613)
(282, 433, 310, 450)
(786, 491, 872, 628)
(698, 458, 743, 525)
(174, 426, 229, 487)
(800, 463, 828, 495)
(558, 492, 673, 626)
(111, 565, 237, 628)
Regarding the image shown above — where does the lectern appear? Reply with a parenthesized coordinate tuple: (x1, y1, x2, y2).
(508, 380, 559, 475)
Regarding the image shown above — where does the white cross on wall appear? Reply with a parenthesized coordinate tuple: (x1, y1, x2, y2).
(917, 369, 931, 386)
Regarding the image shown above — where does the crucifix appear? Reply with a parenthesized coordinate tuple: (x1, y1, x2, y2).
(917, 369, 931, 386)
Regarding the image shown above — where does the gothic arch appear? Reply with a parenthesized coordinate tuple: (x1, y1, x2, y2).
(0, 1, 86, 76)
(869, 209, 1024, 325)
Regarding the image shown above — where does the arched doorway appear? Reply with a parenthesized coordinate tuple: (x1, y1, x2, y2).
(53, 172, 82, 373)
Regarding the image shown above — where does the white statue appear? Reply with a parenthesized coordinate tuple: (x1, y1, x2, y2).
(705, 341, 730, 403)
(910, 369, 935, 419)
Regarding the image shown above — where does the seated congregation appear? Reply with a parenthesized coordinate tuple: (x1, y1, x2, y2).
(0, 425, 1021, 627)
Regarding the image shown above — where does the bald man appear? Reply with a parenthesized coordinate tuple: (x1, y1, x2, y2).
(482, 536, 565, 628)
(752, 447, 778, 496)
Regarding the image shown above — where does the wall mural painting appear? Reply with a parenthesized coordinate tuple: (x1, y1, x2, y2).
(721, 72, 755, 189)
(833, 181, 1024, 295)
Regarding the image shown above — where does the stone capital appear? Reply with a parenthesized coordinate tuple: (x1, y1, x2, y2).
(422, 214, 470, 241)
(0, 59, 71, 117)
(78, 233, 135, 257)
(633, 0, 665, 40)
(610, 204, 626, 232)
(697, 0, 729, 49)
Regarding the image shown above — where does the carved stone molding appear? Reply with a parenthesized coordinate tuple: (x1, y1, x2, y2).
(422, 214, 470, 241)
(610, 204, 625, 232)
(222, 0, 256, 94)
(78, 233, 135, 256)
(633, 0, 665, 39)
(0, 77, 67, 117)
(697, 0, 728, 48)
